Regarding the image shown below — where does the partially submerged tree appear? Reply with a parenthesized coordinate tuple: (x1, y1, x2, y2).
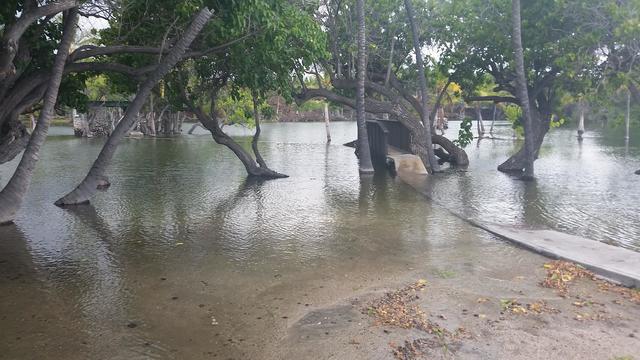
(510, 0, 534, 179)
(403, 0, 438, 173)
(0, 7, 79, 224)
(298, 0, 469, 170)
(355, 0, 374, 173)
(166, 0, 327, 178)
(55, 7, 213, 206)
(433, 0, 607, 174)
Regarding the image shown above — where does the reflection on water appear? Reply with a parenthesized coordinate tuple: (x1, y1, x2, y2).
(0, 121, 638, 358)
(430, 121, 640, 251)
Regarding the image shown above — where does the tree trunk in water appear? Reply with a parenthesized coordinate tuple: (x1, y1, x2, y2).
(324, 103, 331, 143)
(404, 0, 438, 173)
(475, 104, 485, 138)
(498, 108, 550, 173)
(148, 94, 156, 136)
(625, 90, 631, 141)
(355, 0, 374, 173)
(577, 105, 585, 140)
(192, 92, 287, 179)
(490, 104, 497, 135)
(251, 92, 267, 168)
(506, 0, 535, 179)
(55, 7, 213, 206)
(0, 8, 79, 224)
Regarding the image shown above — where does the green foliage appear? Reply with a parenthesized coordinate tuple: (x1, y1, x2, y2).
(215, 87, 274, 127)
(432, 0, 609, 115)
(453, 117, 473, 148)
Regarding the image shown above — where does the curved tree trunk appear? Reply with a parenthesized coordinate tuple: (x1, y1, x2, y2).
(475, 104, 485, 138)
(0, 8, 79, 224)
(404, 0, 438, 173)
(251, 91, 268, 168)
(191, 91, 287, 179)
(55, 7, 213, 206)
(498, 108, 550, 173)
(507, 0, 535, 179)
(355, 0, 374, 173)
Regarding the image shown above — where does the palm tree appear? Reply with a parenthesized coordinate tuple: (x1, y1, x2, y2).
(511, 0, 535, 179)
(355, 0, 374, 173)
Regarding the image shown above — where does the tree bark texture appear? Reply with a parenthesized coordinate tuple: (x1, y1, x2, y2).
(355, 0, 374, 173)
(506, 0, 535, 179)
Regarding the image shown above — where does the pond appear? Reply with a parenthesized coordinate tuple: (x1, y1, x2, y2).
(0, 120, 638, 359)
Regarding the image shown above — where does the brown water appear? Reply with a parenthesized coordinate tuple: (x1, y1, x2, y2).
(0, 121, 638, 359)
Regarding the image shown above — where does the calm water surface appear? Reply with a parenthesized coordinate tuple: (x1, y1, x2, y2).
(0, 120, 638, 359)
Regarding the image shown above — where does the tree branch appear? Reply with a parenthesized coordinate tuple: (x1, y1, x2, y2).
(465, 95, 519, 104)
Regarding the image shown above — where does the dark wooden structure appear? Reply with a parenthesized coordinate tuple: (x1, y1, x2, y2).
(366, 119, 412, 166)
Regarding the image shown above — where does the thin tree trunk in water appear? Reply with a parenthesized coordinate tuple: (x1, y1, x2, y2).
(148, 93, 156, 136)
(625, 90, 630, 141)
(324, 103, 331, 143)
(404, 0, 438, 173)
(355, 0, 374, 173)
(578, 105, 585, 140)
(490, 104, 497, 135)
(0, 8, 79, 224)
(251, 92, 267, 168)
(191, 91, 287, 179)
(508, 0, 535, 179)
(55, 7, 213, 206)
(476, 104, 485, 138)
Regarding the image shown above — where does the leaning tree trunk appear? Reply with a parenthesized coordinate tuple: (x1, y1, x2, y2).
(506, 0, 535, 179)
(498, 108, 550, 173)
(190, 91, 287, 179)
(0, 8, 79, 224)
(55, 7, 213, 206)
(404, 0, 438, 173)
(355, 0, 374, 173)
(250, 91, 268, 168)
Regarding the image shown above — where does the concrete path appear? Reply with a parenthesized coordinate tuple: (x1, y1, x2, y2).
(479, 223, 640, 288)
(395, 169, 640, 288)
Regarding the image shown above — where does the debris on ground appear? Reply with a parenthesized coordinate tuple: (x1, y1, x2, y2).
(541, 260, 640, 304)
(365, 279, 442, 334)
(540, 261, 595, 295)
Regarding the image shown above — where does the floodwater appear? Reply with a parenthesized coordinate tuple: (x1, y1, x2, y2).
(0, 121, 638, 359)
(433, 120, 640, 251)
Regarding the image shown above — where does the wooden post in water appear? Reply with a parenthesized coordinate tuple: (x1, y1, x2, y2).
(324, 103, 331, 143)
(626, 90, 631, 141)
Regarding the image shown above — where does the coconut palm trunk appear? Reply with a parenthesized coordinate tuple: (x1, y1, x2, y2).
(355, 0, 374, 173)
(404, 0, 438, 173)
(0, 8, 79, 224)
(55, 7, 213, 206)
(510, 0, 535, 179)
